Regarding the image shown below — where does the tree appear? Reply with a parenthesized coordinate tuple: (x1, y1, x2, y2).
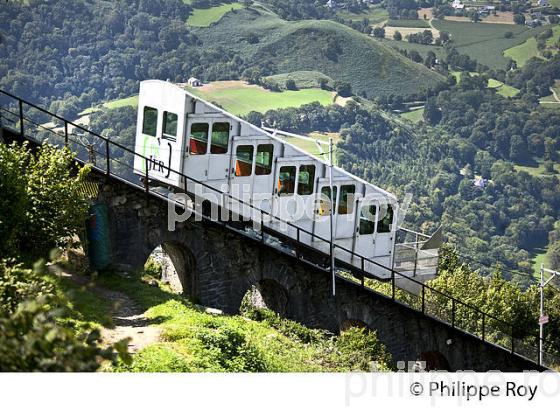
(0, 142, 90, 259)
(504, 31, 513, 39)
(423, 98, 441, 125)
(372, 27, 385, 38)
(335, 82, 352, 97)
(393, 30, 402, 41)
(513, 13, 525, 25)
(285, 79, 297, 90)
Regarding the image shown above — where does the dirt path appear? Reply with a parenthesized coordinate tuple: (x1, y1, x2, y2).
(550, 86, 560, 103)
(49, 265, 161, 353)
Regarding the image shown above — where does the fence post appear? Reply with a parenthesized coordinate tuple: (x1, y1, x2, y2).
(451, 299, 456, 328)
(18, 99, 24, 138)
(391, 270, 395, 301)
(144, 157, 149, 194)
(105, 139, 110, 176)
(64, 120, 69, 147)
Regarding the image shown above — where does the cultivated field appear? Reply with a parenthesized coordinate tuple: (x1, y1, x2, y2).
(264, 71, 334, 90)
(399, 107, 424, 123)
(336, 5, 388, 24)
(186, 2, 243, 27)
(432, 19, 548, 69)
(184, 81, 336, 115)
(283, 131, 341, 164)
(386, 19, 431, 28)
(384, 26, 439, 40)
(444, 11, 515, 25)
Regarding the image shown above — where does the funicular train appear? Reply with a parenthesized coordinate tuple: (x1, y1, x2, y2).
(133, 80, 440, 288)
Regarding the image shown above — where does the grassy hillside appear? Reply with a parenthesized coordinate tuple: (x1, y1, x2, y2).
(336, 5, 388, 24)
(432, 20, 547, 69)
(504, 25, 560, 68)
(79, 95, 139, 116)
(195, 8, 445, 98)
(186, 81, 335, 115)
(264, 71, 334, 89)
(89, 272, 390, 372)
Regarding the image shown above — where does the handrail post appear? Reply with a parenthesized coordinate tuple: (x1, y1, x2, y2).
(422, 285, 425, 314)
(105, 139, 110, 176)
(260, 209, 264, 243)
(482, 314, 486, 341)
(18, 99, 24, 138)
(511, 325, 515, 354)
(144, 157, 149, 194)
(64, 120, 69, 147)
(452, 299, 456, 328)
(391, 270, 395, 300)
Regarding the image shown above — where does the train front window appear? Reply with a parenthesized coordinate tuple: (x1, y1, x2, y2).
(189, 123, 209, 155)
(338, 185, 355, 215)
(163, 111, 177, 141)
(297, 165, 315, 195)
(211, 122, 229, 154)
(317, 186, 337, 216)
(359, 204, 377, 235)
(255, 144, 274, 175)
(142, 106, 158, 137)
(278, 166, 296, 196)
(377, 204, 394, 233)
(235, 145, 254, 176)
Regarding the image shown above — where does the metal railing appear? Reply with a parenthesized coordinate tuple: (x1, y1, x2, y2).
(0, 88, 558, 369)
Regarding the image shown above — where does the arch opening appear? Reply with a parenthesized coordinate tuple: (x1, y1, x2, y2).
(242, 279, 289, 316)
(418, 351, 451, 371)
(339, 319, 368, 332)
(144, 241, 196, 298)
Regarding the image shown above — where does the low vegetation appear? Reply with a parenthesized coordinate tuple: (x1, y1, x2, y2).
(186, 2, 243, 27)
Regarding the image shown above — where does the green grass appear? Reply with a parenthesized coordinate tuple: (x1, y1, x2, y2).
(264, 71, 334, 89)
(186, 82, 335, 115)
(432, 19, 548, 69)
(532, 249, 548, 279)
(283, 131, 340, 164)
(194, 7, 445, 98)
(94, 273, 390, 372)
(505, 25, 560, 67)
(504, 36, 542, 67)
(399, 107, 424, 123)
(187, 3, 243, 27)
(79, 95, 138, 116)
(514, 160, 560, 177)
(386, 19, 430, 28)
(336, 5, 388, 24)
(382, 38, 446, 61)
(451, 71, 520, 97)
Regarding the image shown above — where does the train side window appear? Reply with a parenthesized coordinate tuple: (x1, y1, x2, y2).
(142, 106, 158, 137)
(377, 204, 394, 233)
(255, 144, 274, 175)
(163, 111, 178, 141)
(359, 204, 377, 235)
(297, 165, 315, 195)
(189, 123, 209, 155)
(278, 166, 296, 196)
(235, 145, 254, 176)
(338, 185, 355, 215)
(211, 122, 230, 154)
(317, 186, 337, 215)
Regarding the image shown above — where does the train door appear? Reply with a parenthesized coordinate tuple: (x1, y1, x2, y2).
(313, 181, 338, 246)
(229, 138, 256, 218)
(252, 141, 278, 214)
(273, 160, 299, 222)
(354, 198, 395, 264)
(207, 119, 233, 182)
(183, 116, 211, 182)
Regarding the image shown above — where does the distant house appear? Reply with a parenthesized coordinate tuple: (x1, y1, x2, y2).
(188, 77, 202, 87)
(452, 0, 465, 9)
(538, 0, 549, 6)
(326, 0, 337, 9)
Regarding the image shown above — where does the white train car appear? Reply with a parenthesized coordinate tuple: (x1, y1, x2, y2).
(133, 80, 439, 284)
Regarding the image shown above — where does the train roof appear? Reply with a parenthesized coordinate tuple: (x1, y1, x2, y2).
(141, 79, 397, 202)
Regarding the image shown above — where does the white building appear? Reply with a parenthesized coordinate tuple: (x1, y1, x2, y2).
(187, 77, 202, 87)
(452, 0, 465, 10)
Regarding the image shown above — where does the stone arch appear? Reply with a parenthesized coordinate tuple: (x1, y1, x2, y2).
(339, 319, 368, 332)
(244, 279, 289, 316)
(156, 241, 197, 299)
(419, 351, 450, 371)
